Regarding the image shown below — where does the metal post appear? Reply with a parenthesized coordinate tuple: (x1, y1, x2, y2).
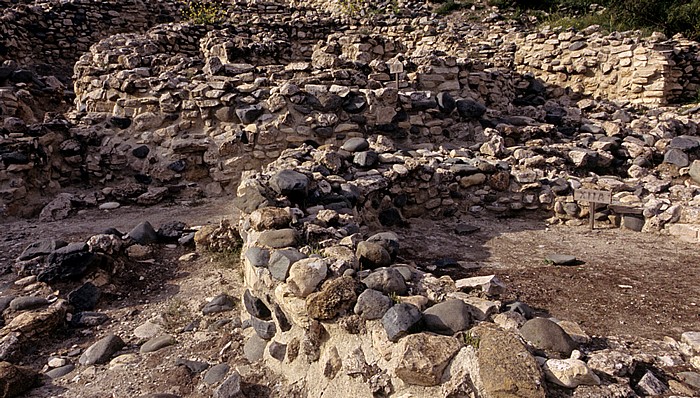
(589, 201, 596, 230)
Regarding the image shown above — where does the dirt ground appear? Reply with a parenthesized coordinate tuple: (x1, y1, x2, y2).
(1, 198, 699, 396)
(397, 213, 700, 340)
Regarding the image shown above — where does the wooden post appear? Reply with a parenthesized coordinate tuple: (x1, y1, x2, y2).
(389, 60, 403, 90)
(573, 189, 612, 231)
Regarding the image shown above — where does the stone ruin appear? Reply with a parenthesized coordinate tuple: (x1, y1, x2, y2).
(2, 0, 700, 396)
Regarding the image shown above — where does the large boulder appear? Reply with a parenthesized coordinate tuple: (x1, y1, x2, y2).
(423, 299, 473, 335)
(520, 318, 578, 357)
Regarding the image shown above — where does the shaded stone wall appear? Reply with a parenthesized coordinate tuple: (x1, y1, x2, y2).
(0, 0, 180, 71)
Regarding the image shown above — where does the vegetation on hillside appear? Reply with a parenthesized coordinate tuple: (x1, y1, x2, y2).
(486, 0, 700, 40)
(180, 0, 228, 25)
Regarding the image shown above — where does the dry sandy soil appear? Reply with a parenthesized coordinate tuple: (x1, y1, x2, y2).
(0, 198, 698, 396)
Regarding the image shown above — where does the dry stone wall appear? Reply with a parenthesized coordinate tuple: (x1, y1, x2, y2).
(0, 0, 179, 72)
(515, 26, 700, 105)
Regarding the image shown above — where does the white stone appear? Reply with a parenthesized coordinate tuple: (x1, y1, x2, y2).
(681, 331, 700, 354)
(543, 356, 600, 388)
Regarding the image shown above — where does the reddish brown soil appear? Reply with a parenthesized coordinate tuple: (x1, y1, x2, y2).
(397, 214, 700, 340)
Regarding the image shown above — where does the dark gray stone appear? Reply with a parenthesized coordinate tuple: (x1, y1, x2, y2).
(51, 242, 86, 255)
(203, 363, 230, 385)
(39, 246, 99, 283)
(140, 335, 177, 353)
(175, 358, 209, 373)
(455, 223, 480, 235)
(456, 99, 487, 119)
(361, 268, 407, 295)
(356, 242, 392, 269)
(128, 221, 159, 245)
(622, 215, 645, 232)
(68, 282, 101, 311)
(243, 289, 271, 320)
(178, 232, 195, 247)
(109, 116, 131, 129)
(519, 318, 578, 356)
(353, 151, 379, 168)
(669, 135, 700, 151)
(341, 137, 370, 152)
(243, 334, 267, 362)
(436, 92, 456, 114)
(202, 294, 236, 314)
(251, 317, 276, 340)
(423, 299, 473, 335)
(232, 185, 268, 213)
(545, 254, 578, 265)
(132, 145, 150, 159)
(354, 289, 392, 320)
(506, 301, 534, 319)
(157, 221, 186, 242)
(244, 247, 270, 268)
(412, 97, 437, 111)
(214, 372, 242, 398)
(1, 152, 28, 165)
(168, 160, 187, 173)
(664, 148, 690, 167)
(70, 312, 109, 327)
(9, 296, 49, 311)
(274, 304, 292, 332)
(235, 105, 264, 124)
(45, 364, 75, 379)
(19, 239, 67, 261)
(268, 341, 286, 361)
(0, 296, 14, 313)
(268, 249, 305, 282)
(567, 41, 586, 51)
(79, 334, 125, 365)
(342, 92, 367, 113)
(381, 303, 422, 342)
(269, 169, 309, 198)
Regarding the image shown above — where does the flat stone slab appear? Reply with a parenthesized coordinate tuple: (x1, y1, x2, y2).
(545, 254, 578, 265)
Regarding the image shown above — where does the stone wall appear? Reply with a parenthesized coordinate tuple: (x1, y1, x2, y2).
(0, 0, 180, 72)
(515, 26, 700, 105)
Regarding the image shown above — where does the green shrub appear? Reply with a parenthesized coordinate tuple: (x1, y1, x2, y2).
(489, 0, 700, 40)
(181, 0, 228, 25)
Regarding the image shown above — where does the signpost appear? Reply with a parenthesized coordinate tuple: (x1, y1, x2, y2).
(389, 60, 403, 90)
(573, 189, 612, 230)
